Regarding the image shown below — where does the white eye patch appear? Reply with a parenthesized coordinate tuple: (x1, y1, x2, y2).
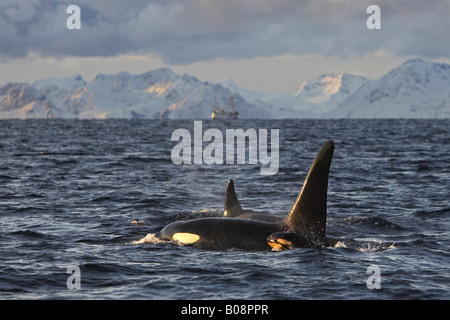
(172, 232, 200, 244)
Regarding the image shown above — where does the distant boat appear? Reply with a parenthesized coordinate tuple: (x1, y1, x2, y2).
(211, 93, 239, 119)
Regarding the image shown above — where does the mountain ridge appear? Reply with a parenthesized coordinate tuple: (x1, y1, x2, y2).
(1, 58, 449, 119)
(330, 59, 450, 118)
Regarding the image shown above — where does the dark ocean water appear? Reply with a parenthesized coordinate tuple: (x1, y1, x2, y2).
(0, 119, 449, 300)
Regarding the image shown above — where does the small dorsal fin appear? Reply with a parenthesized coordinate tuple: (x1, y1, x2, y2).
(282, 140, 334, 241)
(223, 179, 244, 217)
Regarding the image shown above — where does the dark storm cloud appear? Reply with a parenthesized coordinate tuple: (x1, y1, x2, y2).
(1, 0, 449, 62)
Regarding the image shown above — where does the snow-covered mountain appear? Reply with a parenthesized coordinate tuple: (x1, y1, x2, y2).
(217, 78, 319, 118)
(218, 59, 450, 119)
(2, 68, 272, 119)
(0, 82, 60, 118)
(1, 58, 449, 119)
(330, 59, 450, 118)
(295, 73, 370, 113)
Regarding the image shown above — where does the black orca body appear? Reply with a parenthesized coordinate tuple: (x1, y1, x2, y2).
(156, 140, 335, 251)
(156, 218, 279, 251)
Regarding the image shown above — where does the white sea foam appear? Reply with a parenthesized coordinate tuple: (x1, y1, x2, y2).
(356, 239, 396, 252)
(131, 233, 162, 245)
(333, 241, 348, 248)
(131, 233, 187, 247)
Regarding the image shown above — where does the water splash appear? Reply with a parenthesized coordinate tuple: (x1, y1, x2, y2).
(130, 233, 188, 247)
(130, 218, 148, 225)
(332, 238, 396, 252)
(130, 233, 162, 245)
(356, 240, 396, 252)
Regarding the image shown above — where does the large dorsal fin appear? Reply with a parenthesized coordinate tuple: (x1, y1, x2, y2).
(282, 140, 334, 241)
(223, 179, 245, 217)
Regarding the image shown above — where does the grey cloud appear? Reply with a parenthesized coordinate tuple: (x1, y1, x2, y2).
(0, 0, 449, 62)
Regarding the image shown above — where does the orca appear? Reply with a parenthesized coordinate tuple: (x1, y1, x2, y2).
(155, 140, 335, 251)
(222, 179, 281, 223)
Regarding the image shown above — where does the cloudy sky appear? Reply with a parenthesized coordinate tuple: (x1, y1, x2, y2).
(1, 0, 449, 93)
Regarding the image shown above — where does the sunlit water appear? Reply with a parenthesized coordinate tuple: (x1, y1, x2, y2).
(0, 119, 449, 299)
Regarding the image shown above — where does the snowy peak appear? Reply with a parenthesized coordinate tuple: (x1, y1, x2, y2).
(332, 58, 450, 118)
(88, 68, 179, 99)
(396, 57, 450, 74)
(1, 58, 450, 119)
(218, 78, 241, 92)
(297, 73, 343, 97)
(378, 58, 450, 95)
(0, 82, 59, 118)
(33, 74, 87, 92)
(0, 83, 40, 110)
(24, 67, 267, 119)
(296, 73, 370, 112)
(297, 73, 369, 98)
